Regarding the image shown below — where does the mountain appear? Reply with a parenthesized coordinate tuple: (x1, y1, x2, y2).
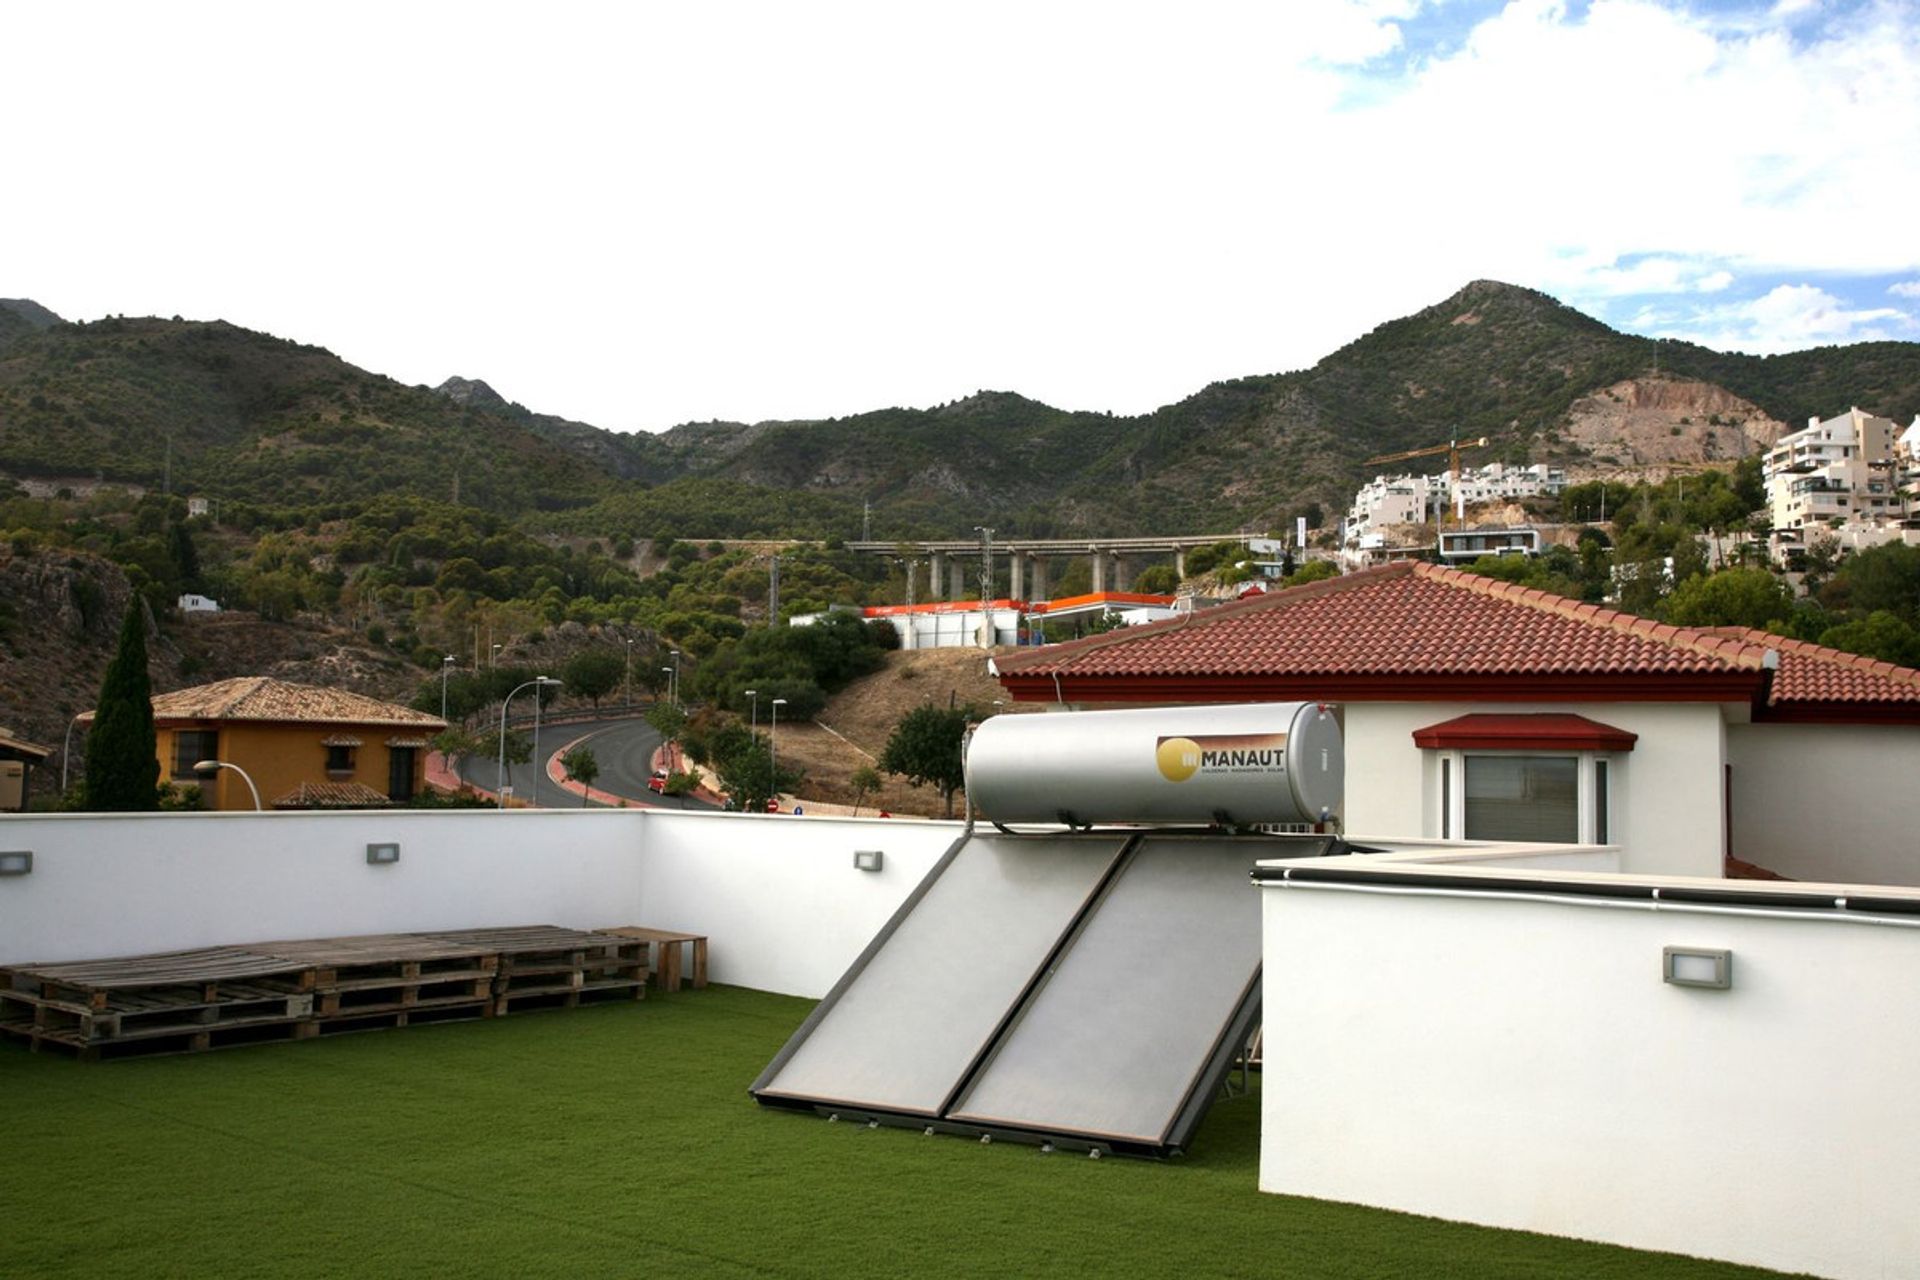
(4, 282, 1918, 538)
(0, 317, 615, 512)
(0, 298, 61, 355)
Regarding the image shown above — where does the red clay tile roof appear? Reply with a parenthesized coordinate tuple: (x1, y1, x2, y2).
(80, 677, 447, 731)
(1700, 627, 1920, 709)
(994, 561, 1920, 719)
(271, 781, 393, 809)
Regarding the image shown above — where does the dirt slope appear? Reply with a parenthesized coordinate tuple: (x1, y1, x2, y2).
(777, 646, 1042, 817)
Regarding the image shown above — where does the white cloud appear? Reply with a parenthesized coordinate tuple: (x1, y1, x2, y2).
(1891, 280, 1920, 299)
(1654, 283, 1915, 352)
(2, 0, 1917, 430)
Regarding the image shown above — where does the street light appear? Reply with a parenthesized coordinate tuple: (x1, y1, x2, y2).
(769, 696, 788, 808)
(193, 760, 262, 811)
(439, 655, 456, 721)
(531, 676, 560, 808)
(746, 688, 759, 738)
(623, 637, 634, 708)
(660, 666, 674, 705)
(61, 714, 84, 793)
(497, 676, 558, 809)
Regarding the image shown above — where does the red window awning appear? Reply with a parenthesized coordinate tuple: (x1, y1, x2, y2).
(1411, 713, 1638, 752)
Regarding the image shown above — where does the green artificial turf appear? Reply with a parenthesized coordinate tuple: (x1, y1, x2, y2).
(0, 988, 1785, 1279)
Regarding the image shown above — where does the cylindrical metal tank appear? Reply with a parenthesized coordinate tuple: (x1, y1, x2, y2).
(965, 702, 1342, 827)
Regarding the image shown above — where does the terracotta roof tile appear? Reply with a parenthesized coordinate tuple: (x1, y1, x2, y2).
(271, 781, 394, 809)
(1701, 627, 1920, 706)
(100, 677, 447, 730)
(995, 562, 1920, 715)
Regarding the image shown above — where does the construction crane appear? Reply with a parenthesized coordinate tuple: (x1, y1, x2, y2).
(1362, 435, 1489, 526)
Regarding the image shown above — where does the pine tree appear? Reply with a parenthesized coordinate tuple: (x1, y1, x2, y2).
(84, 601, 160, 811)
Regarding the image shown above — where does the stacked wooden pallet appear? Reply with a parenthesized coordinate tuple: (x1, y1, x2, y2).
(0, 946, 319, 1061)
(253, 934, 499, 1033)
(0, 925, 651, 1061)
(424, 925, 648, 1015)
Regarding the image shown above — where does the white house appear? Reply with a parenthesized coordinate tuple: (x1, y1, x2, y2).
(993, 560, 1920, 885)
(1764, 405, 1904, 533)
(177, 593, 220, 614)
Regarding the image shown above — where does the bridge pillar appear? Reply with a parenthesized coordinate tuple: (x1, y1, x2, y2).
(929, 551, 945, 601)
(1091, 549, 1108, 594)
(1009, 553, 1024, 603)
(1028, 555, 1049, 602)
(1111, 555, 1131, 593)
(950, 557, 967, 601)
(1175, 549, 1187, 579)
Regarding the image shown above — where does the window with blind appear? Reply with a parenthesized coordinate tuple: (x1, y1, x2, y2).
(1462, 755, 1580, 843)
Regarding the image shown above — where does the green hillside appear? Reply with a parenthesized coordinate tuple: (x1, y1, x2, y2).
(3, 283, 1919, 541)
(0, 318, 614, 513)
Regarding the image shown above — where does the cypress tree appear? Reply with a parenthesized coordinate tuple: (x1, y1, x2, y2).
(84, 601, 160, 811)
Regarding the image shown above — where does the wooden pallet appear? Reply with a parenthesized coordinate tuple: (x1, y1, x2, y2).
(0, 926, 655, 1059)
(253, 934, 500, 991)
(422, 926, 647, 1015)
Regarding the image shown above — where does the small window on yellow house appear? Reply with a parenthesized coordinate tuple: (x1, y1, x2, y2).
(322, 734, 362, 779)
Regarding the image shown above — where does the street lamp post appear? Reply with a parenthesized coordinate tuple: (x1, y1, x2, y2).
(769, 697, 788, 809)
(491, 642, 501, 670)
(671, 650, 682, 707)
(746, 688, 759, 738)
(61, 714, 83, 793)
(193, 759, 262, 811)
(439, 655, 455, 721)
(624, 637, 633, 709)
(497, 676, 556, 809)
(660, 666, 674, 705)
(530, 676, 559, 808)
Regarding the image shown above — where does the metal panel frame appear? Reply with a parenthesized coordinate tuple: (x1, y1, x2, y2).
(750, 828, 1136, 1113)
(754, 829, 1344, 1158)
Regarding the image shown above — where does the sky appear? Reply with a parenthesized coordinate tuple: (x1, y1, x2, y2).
(5, 0, 1918, 433)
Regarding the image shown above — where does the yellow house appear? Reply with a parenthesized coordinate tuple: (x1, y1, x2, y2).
(88, 677, 448, 811)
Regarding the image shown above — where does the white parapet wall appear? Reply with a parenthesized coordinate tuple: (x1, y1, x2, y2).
(0, 810, 650, 964)
(0, 809, 962, 999)
(632, 810, 962, 996)
(1257, 856, 1920, 1280)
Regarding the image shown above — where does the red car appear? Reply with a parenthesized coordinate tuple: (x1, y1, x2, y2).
(648, 770, 669, 794)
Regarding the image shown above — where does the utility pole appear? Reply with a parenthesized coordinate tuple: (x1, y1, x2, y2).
(768, 555, 781, 626)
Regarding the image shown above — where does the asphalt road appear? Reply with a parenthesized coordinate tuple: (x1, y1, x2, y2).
(457, 713, 714, 810)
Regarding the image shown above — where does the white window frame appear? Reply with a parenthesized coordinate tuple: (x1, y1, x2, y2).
(1433, 748, 1616, 845)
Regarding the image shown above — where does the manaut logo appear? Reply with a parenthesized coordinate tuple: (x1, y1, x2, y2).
(1156, 732, 1289, 782)
(1156, 736, 1203, 782)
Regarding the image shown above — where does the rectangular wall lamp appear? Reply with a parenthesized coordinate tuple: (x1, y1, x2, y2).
(1663, 946, 1732, 989)
(853, 849, 884, 873)
(365, 842, 401, 866)
(0, 850, 31, 877)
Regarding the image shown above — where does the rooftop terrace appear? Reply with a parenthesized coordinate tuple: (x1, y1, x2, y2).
(0, 984, 1780, 1279)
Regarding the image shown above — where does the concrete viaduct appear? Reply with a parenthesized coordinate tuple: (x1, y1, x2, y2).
(843, 534, 1248, 601)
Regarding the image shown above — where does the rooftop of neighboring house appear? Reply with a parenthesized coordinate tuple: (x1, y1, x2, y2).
(79, 676, 447, 731)
(994, 560, 1920, 719)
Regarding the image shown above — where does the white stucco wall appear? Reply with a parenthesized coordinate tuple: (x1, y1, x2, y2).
(1343, 701, 1728, 878)
(0, 809, 960, 998)
(0, 809, 647, 965)
(633, 810, 961, 995)
(1259, 871, 1920, 1280)
(1728, 722, 1920, 886)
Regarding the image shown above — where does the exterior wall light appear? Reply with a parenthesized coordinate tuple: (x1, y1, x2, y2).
(366, 842, 401, 866)
(0, 850, 31, 876)
(853, 849, 884, 873)
(1663, 947, 1731, 989)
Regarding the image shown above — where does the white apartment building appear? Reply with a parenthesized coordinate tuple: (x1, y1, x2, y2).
(1347, 463, 1566, 540)
(1764, 406, 1904, 532)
